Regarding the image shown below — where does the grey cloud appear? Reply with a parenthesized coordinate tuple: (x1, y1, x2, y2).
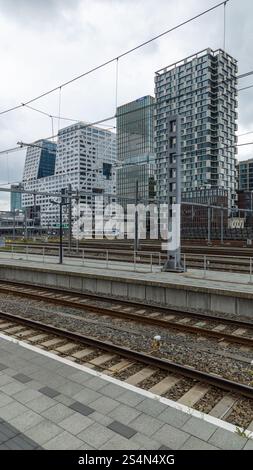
(0, 0, 78, 15)
(0, 0, 81, 24)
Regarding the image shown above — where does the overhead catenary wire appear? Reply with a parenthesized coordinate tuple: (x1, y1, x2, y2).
(0, 64, 252, 159)
(10, 139, 253, 160)
(238, 84, 253, 92)
(23, 67, 253, 125)
(238, 130, 253, 137)
(115, 58, 119, 110)
(0, 1, 228, 117)
(58, 87, 62, 133)
(22, 103, 116, 127)
(0, 112, 253, 159)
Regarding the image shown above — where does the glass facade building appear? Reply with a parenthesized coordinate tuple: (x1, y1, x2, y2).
(155, 48, 238, 207)
(116, 96, 156, 206)
(10, 183, 23, 212)
(23, 139, 57, 182)
(37, 141, 57, 179)
(117, 95, 155, 163)
(117, 161, 156, 203)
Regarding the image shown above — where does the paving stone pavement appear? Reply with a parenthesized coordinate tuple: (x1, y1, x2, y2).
(0, 337, 252, 450)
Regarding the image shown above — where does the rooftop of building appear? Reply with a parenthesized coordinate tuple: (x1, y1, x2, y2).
(238, 158, 253, 165)
(117, 95, 155, 111)
(155, 48, 237, 75)
(58, 121, 116, 136)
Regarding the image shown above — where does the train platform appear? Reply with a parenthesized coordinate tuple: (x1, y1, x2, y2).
(0, 334, 252, 450)
(0, 250, 252, 292)
(0, 253, 253, 317)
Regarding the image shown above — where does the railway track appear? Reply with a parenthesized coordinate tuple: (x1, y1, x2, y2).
(6, 238, 253, 253)
(2, 242, 253, 273)
(0, 281, 253, 348)
(0, 308, 253, 431)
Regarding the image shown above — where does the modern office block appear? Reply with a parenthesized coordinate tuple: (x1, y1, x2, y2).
(22, 123, 116, 228)
(117, 95, 155, 163)
(22, 140, 57, 181)
(116, 95, 156, 206)
(10, 183, 23, 212)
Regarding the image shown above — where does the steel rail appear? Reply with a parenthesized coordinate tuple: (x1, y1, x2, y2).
(0, 281, 253, 347)
(0, 309, 252, 400)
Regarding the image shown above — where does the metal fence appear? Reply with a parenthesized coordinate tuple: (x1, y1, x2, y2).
(181, 202, 253, 242)
(0, 244, 162, 274)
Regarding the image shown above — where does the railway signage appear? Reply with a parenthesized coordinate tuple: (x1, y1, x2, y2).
(228, 217, 245, 229)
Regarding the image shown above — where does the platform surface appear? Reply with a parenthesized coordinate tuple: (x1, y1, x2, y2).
(0, 252, 253, 296)
(0, 336, 252, 450)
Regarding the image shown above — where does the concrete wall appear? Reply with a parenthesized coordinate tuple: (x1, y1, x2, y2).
(0, 264, 252, 318)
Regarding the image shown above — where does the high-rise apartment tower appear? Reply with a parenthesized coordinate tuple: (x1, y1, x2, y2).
(155, 48, 238, 207)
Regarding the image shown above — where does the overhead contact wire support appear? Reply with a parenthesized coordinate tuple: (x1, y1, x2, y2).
(0, 1, 229, 116)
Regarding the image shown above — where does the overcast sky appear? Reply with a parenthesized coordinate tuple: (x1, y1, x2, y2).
(0, 0, 252, 210)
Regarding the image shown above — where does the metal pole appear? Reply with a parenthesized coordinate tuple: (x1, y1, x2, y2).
(134, 180, 139, 253)
(76, 192, 80, 253)
(68, 183, 72, 253)
(33, 192, 36, 241)
(208, 199, 211, 244)
(221, 208, 224, 245)
(12, 211, 15, 240)
(106, 250, 109, 269)
(175, 115, 182, 269)
(204, 255, 207, 279)
(59, 194, 63, 264)
(150, 253, 153, 273)
(250, 257, 252, 284)
(163, 116, 183, 272)
(24, 209, 28, 240)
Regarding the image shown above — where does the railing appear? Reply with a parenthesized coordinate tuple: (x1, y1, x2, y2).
(1, 244, 253, 282)
(0, 243, 162, 273)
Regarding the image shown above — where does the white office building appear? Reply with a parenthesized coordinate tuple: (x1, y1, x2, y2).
(22, 123, 117, 228)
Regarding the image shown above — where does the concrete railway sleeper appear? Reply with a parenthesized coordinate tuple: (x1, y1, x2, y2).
(0, 310, 253, 431)
(0, 281, 253, 348)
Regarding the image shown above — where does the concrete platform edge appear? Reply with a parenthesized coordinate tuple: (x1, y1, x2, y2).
(1, 331, 252, 440)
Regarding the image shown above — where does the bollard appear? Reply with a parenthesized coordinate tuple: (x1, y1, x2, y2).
(106, 250, 109, 269)
(82, 249, 84, 266)
(184, 253, 186, 272)
(150, 254, 153, 273)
